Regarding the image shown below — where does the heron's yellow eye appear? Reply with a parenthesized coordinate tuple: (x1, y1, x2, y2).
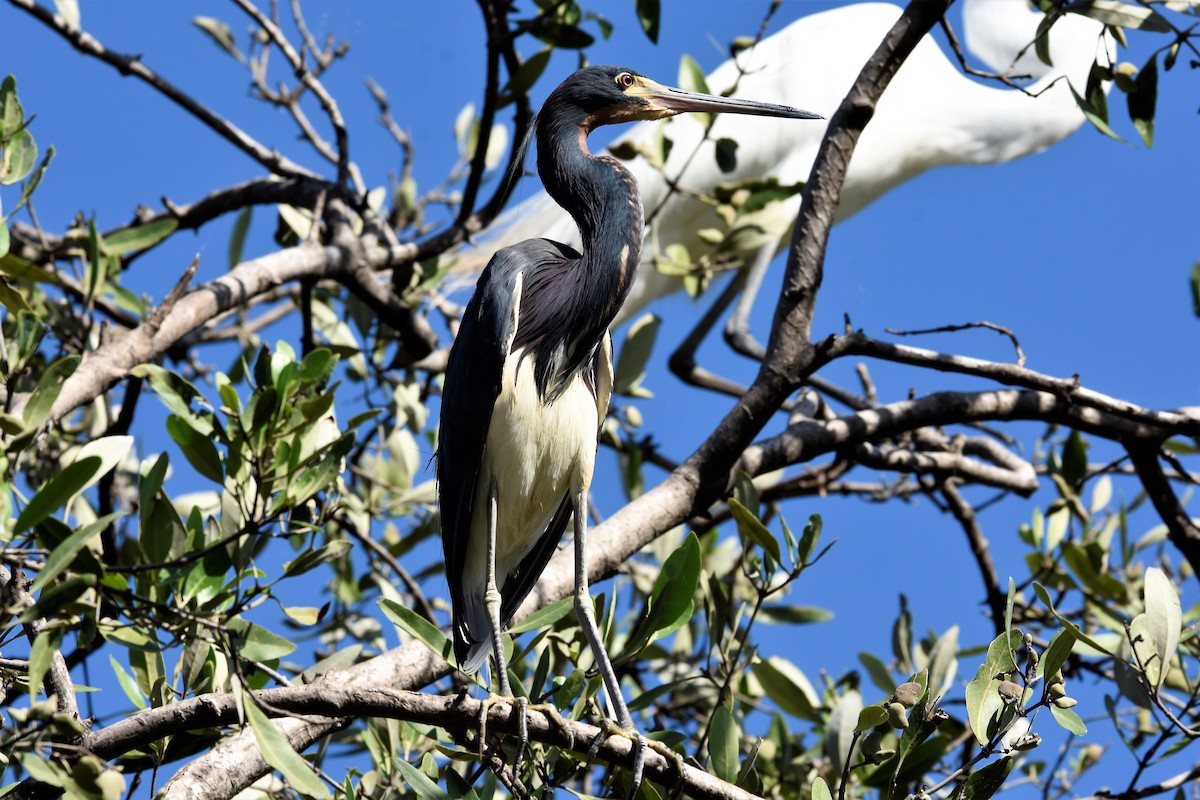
(615, 72, 634, 89)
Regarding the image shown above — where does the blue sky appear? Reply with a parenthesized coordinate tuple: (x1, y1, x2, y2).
(3, 0, 1198, 796)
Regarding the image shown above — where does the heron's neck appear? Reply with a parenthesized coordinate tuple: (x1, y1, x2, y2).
(537, 112, 642, 321)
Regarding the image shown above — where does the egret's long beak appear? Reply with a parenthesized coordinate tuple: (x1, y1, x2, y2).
(632, 77, 823, 120)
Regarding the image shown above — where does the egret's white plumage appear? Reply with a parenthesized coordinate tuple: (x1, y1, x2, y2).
(457, 0, 1109, 324)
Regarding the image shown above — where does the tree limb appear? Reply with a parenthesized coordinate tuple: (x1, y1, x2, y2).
(6, 0, 321, 181)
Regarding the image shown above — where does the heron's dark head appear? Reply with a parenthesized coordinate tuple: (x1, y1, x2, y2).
(544, 64, 823, 132)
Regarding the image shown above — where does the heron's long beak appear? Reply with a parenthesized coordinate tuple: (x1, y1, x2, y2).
(632, 77, 823, 120)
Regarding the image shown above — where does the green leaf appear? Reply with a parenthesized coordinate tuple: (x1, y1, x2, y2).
(964, 663, 1003, 746)
(1033, 583, 1116, 656)
(859, 652, 896, 695)
(751, 656, 821, 721)
(27, 628, 61, 698)
(1068, 82, 1126, 143)
(1050, 703, 1087, 735)
(31, 512, 120, 591)
(1127, 53, 1158, 147)
(1069, 0, 1172, 30)
(825, 689, 861, 775)
(226, 619, 296, 662)
(109, 654, 148, 710)
(925, 625, 959, 710)
(281, 539, 353, 577)
(0, 129, 37, 186)
(101, 218, 178, 255)
(956, 756, 1013, 800)
(985, 629, 1022, 677)
(620, 532, 701, 660)
(759, 603, 833, 625)
(506, 595, 574, 634)
(14, 456, 101, 534)
(501, 48, 552, 106)
(21, 354, 79, 431)
(714, 137, 738, 173)
(1036, 628, 1076, 683)
(393, 758, 452, 800)
(613, 312, 660, 396)
(856, 704, 888, 732)
(193, 16, 245, 64)
(635, 0, 660, 43)
(1191, 261, 1200, 319)
(380, 598, 453, 664)
(244, 695, 332, 799)
(228, 206, 252, 269)
(627, 676, 704, 713)
(1143, 567, 1181, 688)
(0, 75, 23, 137)
(73, 434, 134, 493)
(13, 145, 54, 218)
(728, 497, 781, 563)
(132, 363, 213, 435)
(811, 777, 833, 800)
(167, 414, 224, 483)
(708, 704, 739, 783)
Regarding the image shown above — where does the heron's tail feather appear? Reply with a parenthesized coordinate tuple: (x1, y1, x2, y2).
(453, 596, 492, 674)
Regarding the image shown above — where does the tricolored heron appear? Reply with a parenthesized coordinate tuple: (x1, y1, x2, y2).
(437, 64, 819, 774)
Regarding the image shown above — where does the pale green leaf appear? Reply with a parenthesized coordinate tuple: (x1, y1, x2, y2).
(380, 598, 453, 664)
(21, 354, 79, 432)
(708, 704, 739, 783)
(1143, 567, 1182, 687)
(244, 696, 332, 798)
(14, 457, 101, 534)
(31, 512, 120, 591)
(752, 656, 821, 721)
(101, 218, 178, 255)
(1050, 703, 1087, 735)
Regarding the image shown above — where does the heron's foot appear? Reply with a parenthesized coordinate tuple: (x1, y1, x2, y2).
(528, 701, 576, 751)
(585, 719, 648, 798)
(477, 692, 527, 760)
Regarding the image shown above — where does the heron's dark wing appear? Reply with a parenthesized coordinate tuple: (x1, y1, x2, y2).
(437, 238, 580, 664)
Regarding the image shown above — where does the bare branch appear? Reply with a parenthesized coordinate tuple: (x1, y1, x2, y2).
(884, 320, 1026, 367)
(232, 0, 361, 191)
(941, 480, 1007, 634)
(829, 332, 1200, 437)
(1127, 443, 1200, 579)
(6, 0, 321, 181)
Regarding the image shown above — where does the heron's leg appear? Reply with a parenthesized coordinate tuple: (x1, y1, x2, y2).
(571, 490, 647, 793)
(723, 242, 774, 360)
(480, 479, 530, 764)
(485, 478, 512, 699)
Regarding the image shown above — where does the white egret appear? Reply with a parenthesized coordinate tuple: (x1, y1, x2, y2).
(457, 0, 1109, 327)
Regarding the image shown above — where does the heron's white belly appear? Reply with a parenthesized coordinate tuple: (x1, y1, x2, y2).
(463, 351, 600, 593)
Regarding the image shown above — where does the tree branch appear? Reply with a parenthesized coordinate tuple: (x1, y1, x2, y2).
(830, 331, 1200, 437)
(1127, 442, 1200, 578)
(6, 0, 321, 181)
